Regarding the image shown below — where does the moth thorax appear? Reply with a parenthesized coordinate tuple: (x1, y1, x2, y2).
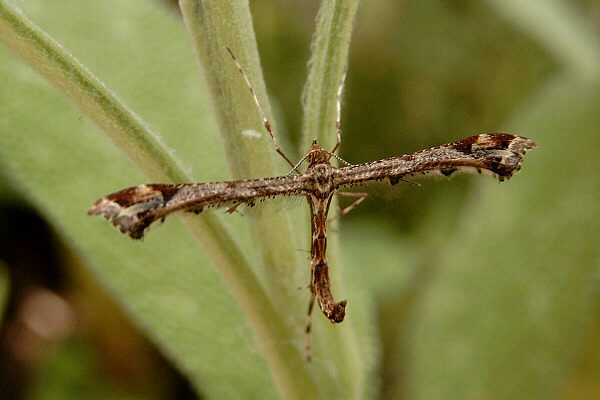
(310, 164, 334, 193)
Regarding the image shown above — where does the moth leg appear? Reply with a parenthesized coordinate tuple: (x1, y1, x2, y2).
(225, 203, 240, 214)
(334, 192, 368, 219)
(398, 178, 421, 186)
(225, 202, 250, 216)
(226, 47, 299, 173)
(305, 292, 316, 362)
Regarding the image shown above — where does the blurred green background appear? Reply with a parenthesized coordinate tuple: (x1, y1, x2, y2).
(1, 0, 599, 399)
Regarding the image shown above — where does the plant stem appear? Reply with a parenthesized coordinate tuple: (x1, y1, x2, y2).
(179, 1, 319, 399)
(0, 3, 305, 397)
(177, 0, 307, 316)
(302, 1, 365, 399)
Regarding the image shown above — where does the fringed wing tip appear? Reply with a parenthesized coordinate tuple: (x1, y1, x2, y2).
(88, 196, 150, 240)
(475, 134, 536, 181)
(442, 134, 536, 182)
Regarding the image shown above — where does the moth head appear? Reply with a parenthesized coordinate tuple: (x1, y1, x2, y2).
(307, 139, 331, 166)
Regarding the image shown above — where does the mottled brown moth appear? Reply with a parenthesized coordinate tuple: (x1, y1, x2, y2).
(89, 48, 536, 361)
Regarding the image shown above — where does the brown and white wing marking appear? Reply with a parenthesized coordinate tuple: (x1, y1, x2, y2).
(333, 134, 536, 187)
(89, 175, 307, 239)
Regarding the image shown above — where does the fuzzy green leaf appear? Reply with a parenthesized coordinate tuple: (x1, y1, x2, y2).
(407, 74, 600, 399)
(0, 1, 276, 398)
(0, 0, 374, 398)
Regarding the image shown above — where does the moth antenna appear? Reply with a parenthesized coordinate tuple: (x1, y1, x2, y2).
(328, 152, 351, 166)
(226, 47, 300, 173)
